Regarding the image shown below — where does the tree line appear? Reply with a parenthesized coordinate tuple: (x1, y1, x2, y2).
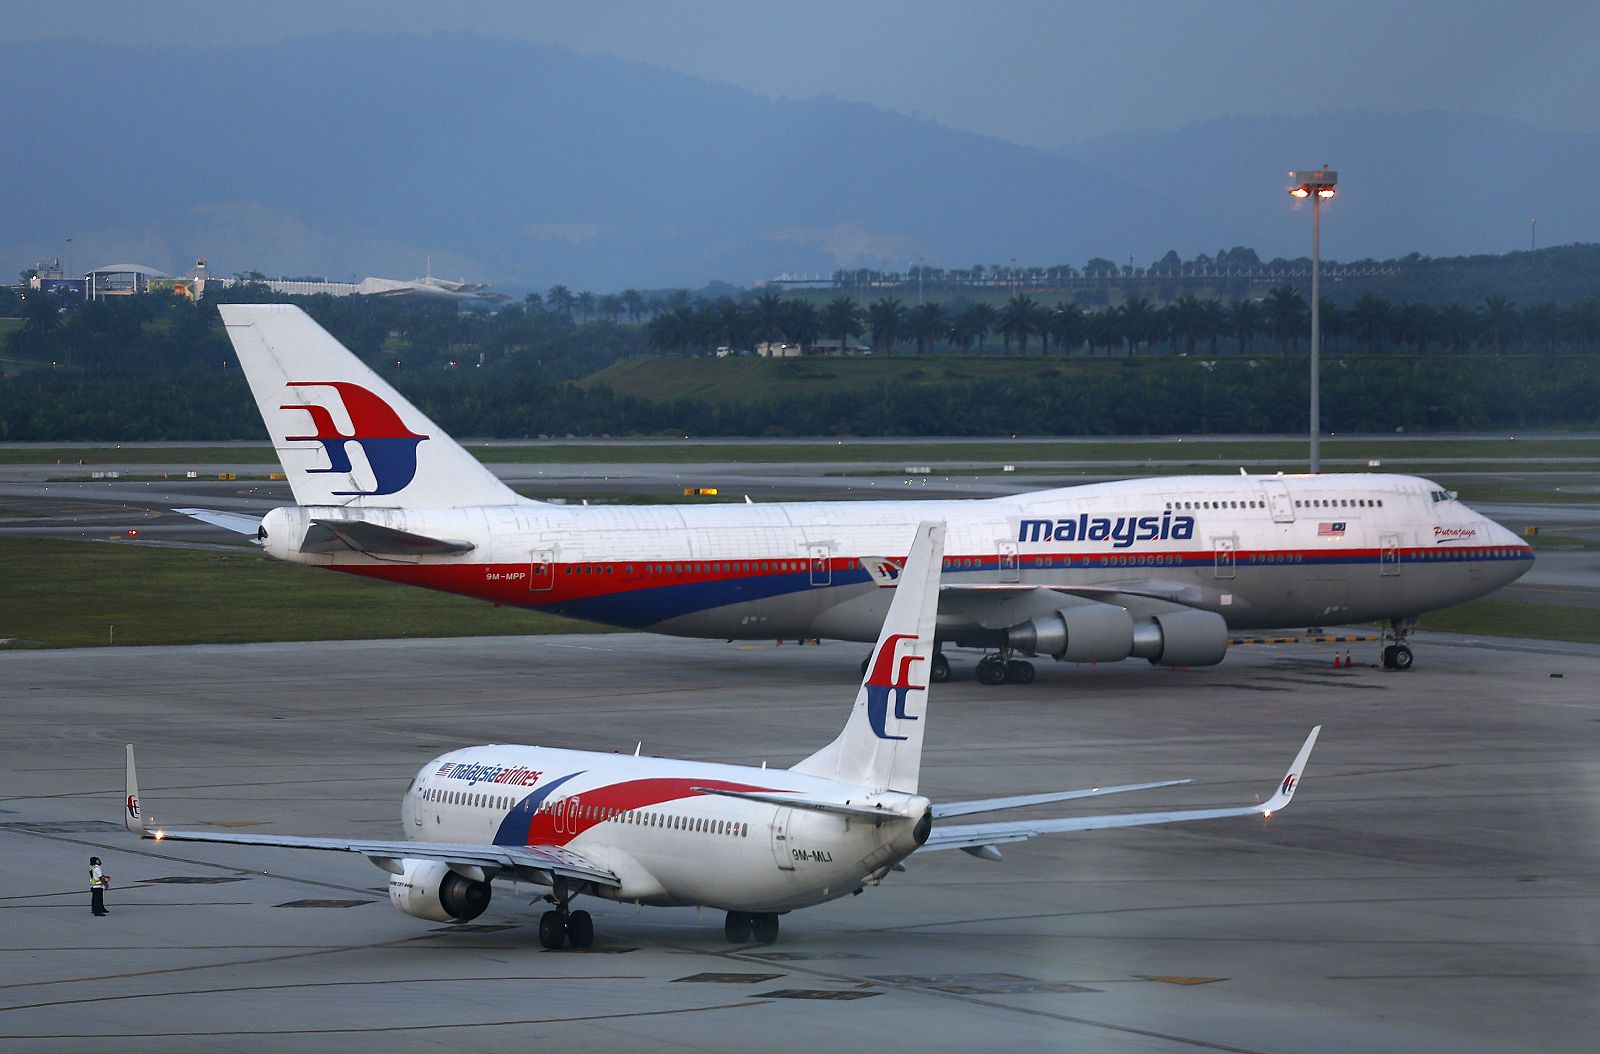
(643, 289, 1600, 358)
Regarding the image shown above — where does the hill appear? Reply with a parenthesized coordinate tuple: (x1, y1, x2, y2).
(5, 34, 1599, 290)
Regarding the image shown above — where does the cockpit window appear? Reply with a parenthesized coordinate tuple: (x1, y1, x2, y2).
(1430, 489, 1457, 502)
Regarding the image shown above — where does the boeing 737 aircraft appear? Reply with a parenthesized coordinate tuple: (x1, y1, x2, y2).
(186, 304, 1533, 683)
(125, 522, 1319, 948)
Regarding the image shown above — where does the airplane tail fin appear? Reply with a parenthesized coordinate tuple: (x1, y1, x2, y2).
(124, 744, 146, 835)
(791, 521, 944, 793)
(218, 304, 527, 508)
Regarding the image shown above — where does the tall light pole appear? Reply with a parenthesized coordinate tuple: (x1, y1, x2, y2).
(1289, 168, 1336, 473)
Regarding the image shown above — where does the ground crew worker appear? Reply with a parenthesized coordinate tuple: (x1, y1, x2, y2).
(89, 856, 109, 916)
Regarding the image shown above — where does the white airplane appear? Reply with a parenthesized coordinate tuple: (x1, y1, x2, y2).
(125, 522, 1320, 948)
(185, 304, 1534, 683)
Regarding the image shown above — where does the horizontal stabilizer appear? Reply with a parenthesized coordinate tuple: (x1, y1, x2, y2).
(690, 786, 916, 820)
(174, 508, 264, 537)
(933, 779, 1191, 819)
(302, 518, 474, 556)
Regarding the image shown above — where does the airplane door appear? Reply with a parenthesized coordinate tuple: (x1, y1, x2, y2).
(1380, 534, 1402, 576)
(1262, 480, 1295, 522)
(1213, 537, 1236, 579)
(529, 549, 555, 592)
(808, 544, 832, 587)
(770, 808, 797, 870)
(997, 540, 1020, 583)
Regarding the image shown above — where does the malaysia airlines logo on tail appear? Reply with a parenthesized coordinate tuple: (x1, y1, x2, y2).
(1280, 774, 1297, 796)
(126, 792, 140, 822)
(280, 381, 428, 496)
(864, 632, 926, 741)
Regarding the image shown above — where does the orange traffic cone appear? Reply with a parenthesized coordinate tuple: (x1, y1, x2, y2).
(1332, 652, 1343, 669)
(1344, 650, 1353, 668)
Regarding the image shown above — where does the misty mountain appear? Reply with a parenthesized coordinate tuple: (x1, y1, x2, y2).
(4, 33, 1595, 291)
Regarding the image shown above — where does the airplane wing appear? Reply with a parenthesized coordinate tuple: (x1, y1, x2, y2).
(932, 779, 1190, 819)
(940, 581, 1225, 623)
(174, 508, 264, 536)
(301, 518, 475, 556)
(921, 727, 1318, 857)
(122, 746, 614, 887)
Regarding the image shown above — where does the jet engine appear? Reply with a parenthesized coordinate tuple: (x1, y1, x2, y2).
(1006, 606, 1227, 667)
(387, 859, 492, 923)
(1127, 610, 1228, 666)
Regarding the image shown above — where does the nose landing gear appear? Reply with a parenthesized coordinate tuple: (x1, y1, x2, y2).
(1380, 618, 1416, 670)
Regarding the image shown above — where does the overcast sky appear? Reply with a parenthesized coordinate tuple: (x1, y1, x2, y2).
(7, 0, 1597, 148)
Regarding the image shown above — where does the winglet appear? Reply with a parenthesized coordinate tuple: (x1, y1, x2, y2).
(1260, 725, 1320, 815)
(124, 744, 146, 835)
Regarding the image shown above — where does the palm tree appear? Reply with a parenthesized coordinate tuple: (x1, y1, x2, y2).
(1349, 294, 1389, 354)
(781, 299, 820, 350)
(907, 301, 947, 354)
(1521, 301, 1561, 354)
(1197, 298, 1228, 355)
(1166, 295, 1205, 355)
(1436, 303, 1474, 354)
(821, 296, 862, 352)
(1262, 286, 1307, 354)
(620, 288, 644, 323)
(546, 285, 575, 318)
(717, 298, 754, 351)
(1047, 301, 1086, 355)
(1229, 299, 1261, 354)
(996, 294, 1044, 354)
(522, 290, 544, 313)
(1086, 308, 1122, 356)
(1319, 299, 1347, 354)
(597, 293, 623, 323)
(575, 291, 597, 323)
(965, 302, 997, 353)
(753, 291, 786, 349)
(1118, 297, 1158, 355)
(867, 298, 908, 356)
(1481, 295, 1517, 354)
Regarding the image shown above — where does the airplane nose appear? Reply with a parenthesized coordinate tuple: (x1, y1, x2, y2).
(1484, 518, 1535, 585)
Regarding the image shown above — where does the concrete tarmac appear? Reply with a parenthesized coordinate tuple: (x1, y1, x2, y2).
(2, 632, 1597, 1052)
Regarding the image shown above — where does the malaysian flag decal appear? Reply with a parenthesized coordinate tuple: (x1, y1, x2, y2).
(1317, 522, 1347, 537)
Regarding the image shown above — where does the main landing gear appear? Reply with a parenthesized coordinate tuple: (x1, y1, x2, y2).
(537, 882, 594, 950)
(724, 910, 781, 944)
(1380, 618, 1416, 671)
(976, 650, 1034, 686)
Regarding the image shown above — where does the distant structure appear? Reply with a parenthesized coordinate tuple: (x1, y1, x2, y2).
(255, 273, 506, 302)
(755, 339, 869, 358)
(18, 255, 504, 305)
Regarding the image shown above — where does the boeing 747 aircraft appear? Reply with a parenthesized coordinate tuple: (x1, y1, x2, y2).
(184, 304, 1533, 683)
(125, 522, 1319, 947)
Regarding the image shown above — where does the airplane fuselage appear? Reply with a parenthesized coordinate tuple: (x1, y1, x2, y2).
(262, 472, 1531, 647)
(400, 746, 929, 912)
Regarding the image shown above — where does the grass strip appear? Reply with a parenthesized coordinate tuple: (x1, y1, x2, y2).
(0, 537, 603, 649)
(1419, 600, 1600, 645)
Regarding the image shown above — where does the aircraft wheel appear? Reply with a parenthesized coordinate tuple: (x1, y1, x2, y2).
(1005, 659, 1036, 685)
(724, 910, 753, 943)
(751, 913, 780, 945)
(566, 909, 594, 949)
(538, 910, 568, 950)
(1390, 644, 1414, 670)
(975, 658, 1008, 686)
(931, 653, 952, 683)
